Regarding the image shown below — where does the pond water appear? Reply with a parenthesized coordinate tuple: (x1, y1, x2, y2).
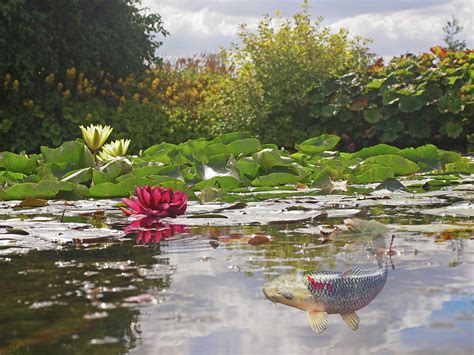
(0, 180, 473, 354)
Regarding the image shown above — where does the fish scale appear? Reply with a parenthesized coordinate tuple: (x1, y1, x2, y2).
(303, 261, 388, 314)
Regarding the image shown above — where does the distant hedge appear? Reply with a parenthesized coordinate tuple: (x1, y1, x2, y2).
(1, 49, 472, 154)
(303, 47, 474, 151)
(218, 45, 473, 152)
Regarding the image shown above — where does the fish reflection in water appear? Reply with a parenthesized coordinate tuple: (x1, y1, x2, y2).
(263, 235, 388, 334)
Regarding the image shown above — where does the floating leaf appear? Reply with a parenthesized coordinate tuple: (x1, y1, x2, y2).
(365, 155, 420, 175)
(252, 149, 292, 171)
(227, 138, 261, 157)
(445, 160, 474, 174)
(15, 198, 49, 208)
(0, 181, 76, 200)
(193, 176, 241, 191)
(142, 143, 176, 156)
(235, 158, 261, 180)
(210, 131, 252, 144)
(61, 167, 93, 184)
(199, 186, 224, 203)
(88, 177, 154, 198)
(251, 173, 300, 187)
(41, 141, 94, 171)
(311, 168, 333, 190)
(195, 154, 239, 180)
(349, 144, 400, 160)
(92, 158, 132, 185)
(352, 164, 394, 184)
(399, 145, 440, 170)
(0, 152, 37, 174)
(375, 178, 408, 192)
(295, 134, 340, 155)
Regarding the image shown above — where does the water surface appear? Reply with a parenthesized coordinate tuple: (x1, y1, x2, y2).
(0, 183, 473, 354)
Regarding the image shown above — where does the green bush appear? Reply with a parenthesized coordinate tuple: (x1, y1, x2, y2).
(0, 55, 227, 153)
(214, 2, 373, 146)
(304, 47, 474, 151)
(0, 0, 166, 89)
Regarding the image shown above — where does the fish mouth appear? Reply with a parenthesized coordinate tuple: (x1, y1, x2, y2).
(263, 288, 276, 303)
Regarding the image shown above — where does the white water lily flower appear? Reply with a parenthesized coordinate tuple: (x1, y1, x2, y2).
(98, 139, 131, 160)
(79, 124, 113, 151)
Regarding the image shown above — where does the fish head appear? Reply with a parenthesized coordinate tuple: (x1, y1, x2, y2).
(263, 274, 315, 311)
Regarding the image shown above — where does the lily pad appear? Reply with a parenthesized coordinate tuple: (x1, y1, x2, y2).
(295, 134, 340, 155)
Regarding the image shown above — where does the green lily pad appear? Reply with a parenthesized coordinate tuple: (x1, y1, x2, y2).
(88, 177, 155, 198)
(252, 149, 292, 171)
(352, 164, 394, 184)
(0, 181, 76, 200)
(62, 167, 93, 184)
(349, 144, 400, 160)
(0, 152, 37, 174)
(210, 131, 252, 144)
(41, 141, 95, 171)
(364, 155, 420, 175)
(399, 145, 441, 170)
(193, 176, 242, 191)
(235, 158, 261, 180)
(227, 138, 261, 157)
(295, 134, 340, 155)
(251, 173, 300, 187)
(92, 158, 132, 185)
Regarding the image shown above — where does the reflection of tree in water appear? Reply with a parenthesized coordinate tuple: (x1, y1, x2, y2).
(0, 240, 171, 353)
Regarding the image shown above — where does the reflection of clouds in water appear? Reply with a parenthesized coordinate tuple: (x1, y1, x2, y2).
(134, 236, 474, 354)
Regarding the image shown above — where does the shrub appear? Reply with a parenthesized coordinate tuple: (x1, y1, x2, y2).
(216, 1, 373, 146)
(0, 0, 167, 89)
(0, 54, 230, 153)
(305, 47, 474, 151)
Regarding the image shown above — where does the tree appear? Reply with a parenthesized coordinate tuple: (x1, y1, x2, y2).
(0, 0, 168, 94)
(442, 15, 466, 51)
(219, 1, 373, 146)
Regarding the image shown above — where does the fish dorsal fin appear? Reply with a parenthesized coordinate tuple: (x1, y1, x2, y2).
(307, 311, 328, 334)
(340, 312, 359, 331)
(341, 266, 365, 277)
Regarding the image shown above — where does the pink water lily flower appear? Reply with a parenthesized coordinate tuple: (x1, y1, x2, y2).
(120, 185, 188, 218)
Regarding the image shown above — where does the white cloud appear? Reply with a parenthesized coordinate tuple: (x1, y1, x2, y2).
(331, 0, 474, 57)
(143, 0, 473, 57)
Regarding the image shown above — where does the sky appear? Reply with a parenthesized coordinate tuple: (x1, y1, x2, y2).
(142, 0, 473, 59)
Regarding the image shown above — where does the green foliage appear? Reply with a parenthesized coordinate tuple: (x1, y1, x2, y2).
(205, 4, 472, 150)
(0, 0, 167, 88)
(214, 2, 373, 146)
(1, 132, 472, 201)
(296, 48, 473, 150)
(0, 1, 472, 154)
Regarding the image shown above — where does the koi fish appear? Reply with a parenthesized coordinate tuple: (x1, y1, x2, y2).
(263, 259, 387, 333)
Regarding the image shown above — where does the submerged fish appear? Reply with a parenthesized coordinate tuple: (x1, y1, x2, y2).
(263, 259, 387, 333)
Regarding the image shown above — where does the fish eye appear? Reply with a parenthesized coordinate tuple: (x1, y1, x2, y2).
(283, 294, 293, 301)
